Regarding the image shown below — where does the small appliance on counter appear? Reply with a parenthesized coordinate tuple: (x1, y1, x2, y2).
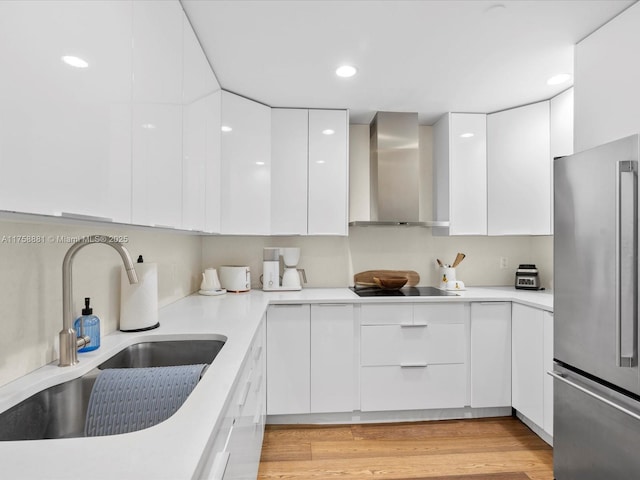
(199, 268, 226, 296)
(262, 247, 306, 291)
(514, 264, 541, 290)
(219, 265, 251, 293)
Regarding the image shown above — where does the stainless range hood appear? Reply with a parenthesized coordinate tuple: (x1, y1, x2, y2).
(349, 111, 449, 227)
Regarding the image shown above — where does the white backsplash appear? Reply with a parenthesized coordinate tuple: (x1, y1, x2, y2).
(0, 219, 201, 387)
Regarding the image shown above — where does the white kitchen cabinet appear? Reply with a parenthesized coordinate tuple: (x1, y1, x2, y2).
(181, 11, 221, 233)
(550, 88, 574, 160)
(574, 2, 640, 152)
(543, 311, 554, 436)
(308, 109, 349, 235)
(0, 1, 133, 222)
(131, 1, 184, 228)
(310, 304, 355, 413)
(271, 109, 309, 235)
(360, 303, 469, 412)
(487, 101, 551, 235)
(512, 303, 552, 431)
(266, 304, 310, 415)
(470, 302, 511, 408)
(220, 91, 271, 235)
(433, 113, 488, 235)
(199, 319, 266, 480)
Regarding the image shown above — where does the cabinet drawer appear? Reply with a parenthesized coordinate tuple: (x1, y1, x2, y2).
(360, 304, 413, 325)
(361, 323, 466, 366)
(360, 364, 467, 412)
(413, 303, 466, 324)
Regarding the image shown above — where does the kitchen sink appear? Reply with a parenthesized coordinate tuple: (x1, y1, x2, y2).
(0, 338, 226, 441)
(97, 339, 225, 370)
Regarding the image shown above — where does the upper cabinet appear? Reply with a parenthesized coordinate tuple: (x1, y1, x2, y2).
(271, 108, 348, 236)
(0, 1, 133, 222)
(433, 113, 487, 236)
(182, 12, 221, 233)
(487, 101, 551, 235)
(131, 1, 184, 228)
(574, 2, 640, 152)
(220, 91, 271, 235)
(550, 88, 574, 160)
(308, 109, 349, 235)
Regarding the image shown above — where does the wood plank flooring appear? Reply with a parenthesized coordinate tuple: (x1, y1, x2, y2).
(258, 417, 553, 479)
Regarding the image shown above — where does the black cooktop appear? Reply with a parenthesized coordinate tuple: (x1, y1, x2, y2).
(349, 286, 458, 297)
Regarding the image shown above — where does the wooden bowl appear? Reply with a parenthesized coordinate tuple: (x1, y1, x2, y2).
(373, 276, 408, 290)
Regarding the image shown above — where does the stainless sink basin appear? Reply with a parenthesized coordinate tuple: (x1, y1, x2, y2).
(0, 339, 225, 441)
(97, 339, 225, 370)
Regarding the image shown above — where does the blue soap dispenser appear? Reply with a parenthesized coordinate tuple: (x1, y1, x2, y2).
(74, 297, 100, 352)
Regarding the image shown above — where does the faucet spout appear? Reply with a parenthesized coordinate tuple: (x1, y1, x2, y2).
(59, 235, 139, 367)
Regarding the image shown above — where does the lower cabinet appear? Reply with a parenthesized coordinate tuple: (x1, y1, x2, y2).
(200, 319, 266, 480)
(266, 304, 355, 415)
(360, 303, 469, 412)
(512, 303, 553, 437)
(470, 302, 511, 408)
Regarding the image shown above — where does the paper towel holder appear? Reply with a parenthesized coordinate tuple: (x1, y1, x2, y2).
(120, 255, 160, 332)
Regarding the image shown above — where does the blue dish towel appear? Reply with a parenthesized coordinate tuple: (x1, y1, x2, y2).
(85, 364, 207, 437)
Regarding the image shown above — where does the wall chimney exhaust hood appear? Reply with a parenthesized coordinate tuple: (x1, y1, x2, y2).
(349, 111, 449, 227)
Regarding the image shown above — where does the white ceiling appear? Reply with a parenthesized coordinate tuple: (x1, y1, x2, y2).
(181, 0, 635, 125)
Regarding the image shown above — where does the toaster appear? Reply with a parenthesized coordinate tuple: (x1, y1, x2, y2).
(515, 264, 541, 290)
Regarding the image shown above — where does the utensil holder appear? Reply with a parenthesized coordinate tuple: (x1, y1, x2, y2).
(439, 267, 456, 289)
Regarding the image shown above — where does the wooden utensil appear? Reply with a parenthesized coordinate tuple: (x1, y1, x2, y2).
(452, 253, 466, 268)
(436, 259, 443, 267)
(354, 270, 420, 287)
(373, 276, 408, 290)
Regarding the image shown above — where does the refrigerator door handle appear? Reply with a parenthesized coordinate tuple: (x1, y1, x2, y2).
(550, 370, 640, 422)
(615, 160, 638, 367)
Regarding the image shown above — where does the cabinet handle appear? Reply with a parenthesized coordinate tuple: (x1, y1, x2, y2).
(210, 451, 230, 480)
(151, 223, 177, 229)
(316, 303, 349, 307)
(400, 323, 428, 327)
(238, 380, 252, 407)
(59, 212, 113, 222)
(477, 302, 509, 305)
(253, 345, 262, 361)
(253, 402, 263, 425)
(400, 363, 428, 368)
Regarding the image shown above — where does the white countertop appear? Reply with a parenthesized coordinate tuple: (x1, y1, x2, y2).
(0, 286, 552, 479)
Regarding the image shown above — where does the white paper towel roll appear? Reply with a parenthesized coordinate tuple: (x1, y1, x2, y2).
(120, 262, 159, 332)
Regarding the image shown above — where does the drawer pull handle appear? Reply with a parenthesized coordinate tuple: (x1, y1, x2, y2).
(210, 451, 230, 480)
(400, 323, 428, 327)
(253, 345, 262, 361)
(400, 363, 428, 368)
(238, 380, 251, 407)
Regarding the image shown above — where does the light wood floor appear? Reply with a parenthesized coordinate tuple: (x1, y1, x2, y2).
(258, 416, 553, 479)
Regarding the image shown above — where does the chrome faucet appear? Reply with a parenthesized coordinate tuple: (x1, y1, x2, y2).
(59, 235, 138, 367)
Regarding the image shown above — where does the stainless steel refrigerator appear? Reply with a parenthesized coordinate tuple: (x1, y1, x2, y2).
(554, 133, 640, 479)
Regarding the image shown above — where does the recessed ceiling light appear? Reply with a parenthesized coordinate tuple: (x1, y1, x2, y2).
(547, 73, 571, 85)
(221, 125, 232, 132)
(255, 161, 265, 166)
(336, 65, 357, 78)
(322, 129, 335, 135)
(141, 123, 156, 130)
(316, 160, 326, 164)
(61, 55, 89, 69)
(460, 133, 474, 138)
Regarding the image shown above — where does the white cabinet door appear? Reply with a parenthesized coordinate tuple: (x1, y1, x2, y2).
(433, 113, 487, 235)
(0, 1, 132, 222)
(310, 304, 354, 413)
(131, 1, 183, 228)
(487, 101, 551, 235)
(550, 88, 574, 160)
(470, 302, 511, 408)
(308, 109, 348, 235)
(220, 91, 271, 235)
(182, 92, 221, 232)
(543, 311, 554, 436)
(266, 305, 310, 415)
(181, 11, 221, 233)
(512, 303, 544, 426)
(271, 109, 308, 235)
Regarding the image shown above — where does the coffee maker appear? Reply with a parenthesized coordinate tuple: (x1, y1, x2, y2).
(262, 247, 306, 291)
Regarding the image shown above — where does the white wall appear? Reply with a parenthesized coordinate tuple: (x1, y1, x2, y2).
(0, 218, 201, 386)
(575, 2, 640, 151)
